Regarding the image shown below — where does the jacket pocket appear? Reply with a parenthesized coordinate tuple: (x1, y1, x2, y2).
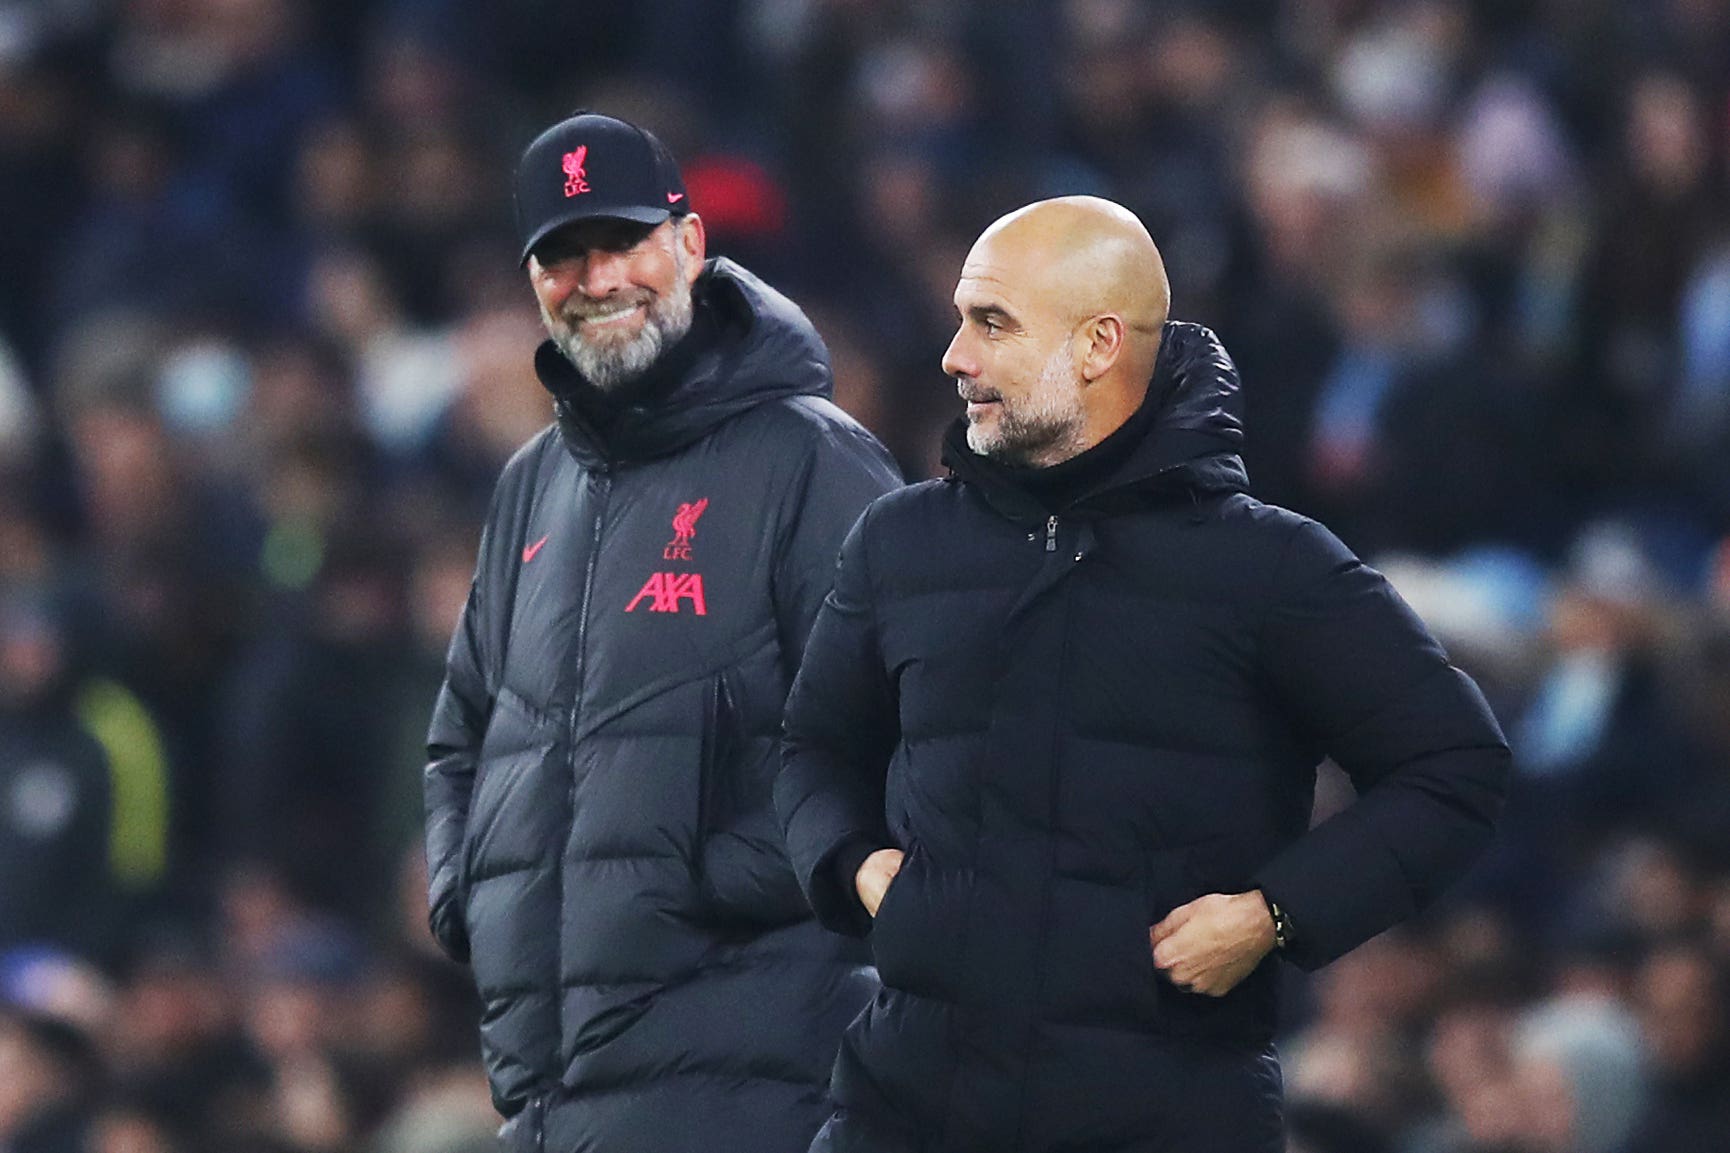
(1144, 838, 1273, 1041)
(696, 671, 735, 848)
(1043, 872, 1161, 1027)
(429, 875, 471, 963)
(688, 670, 734, 917)
(867, 842, 930, 992)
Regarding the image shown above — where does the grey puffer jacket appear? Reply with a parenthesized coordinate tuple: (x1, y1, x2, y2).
(425, 259, 902, 1153)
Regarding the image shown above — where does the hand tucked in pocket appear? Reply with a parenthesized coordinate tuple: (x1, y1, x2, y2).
(856, 848, 905, 918)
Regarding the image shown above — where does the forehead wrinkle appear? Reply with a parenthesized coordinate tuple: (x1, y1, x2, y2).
(954, 265, 1030, 320)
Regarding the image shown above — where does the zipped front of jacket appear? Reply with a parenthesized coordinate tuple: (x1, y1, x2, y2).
(566, 468, 612, 765)
(547, 462, 611, 1101)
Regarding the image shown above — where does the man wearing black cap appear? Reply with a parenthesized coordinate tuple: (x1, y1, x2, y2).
(422, 112, 902, 1153)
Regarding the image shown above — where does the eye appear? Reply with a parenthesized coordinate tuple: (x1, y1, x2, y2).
(535, 238, 586, 266)
(600, 222, 658, 254)
(981, 317, 1002, 335)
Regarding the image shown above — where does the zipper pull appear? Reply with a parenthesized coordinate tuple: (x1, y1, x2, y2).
(1045, 516, 1058, 552)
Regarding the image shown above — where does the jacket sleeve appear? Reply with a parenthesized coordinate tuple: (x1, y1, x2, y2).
(771, 419, 905, 664)
(698, 425, 901, 925)
(423, 519, 500, 965)
(1248, 520, 1510, 970)
(775, 505, 901, 938)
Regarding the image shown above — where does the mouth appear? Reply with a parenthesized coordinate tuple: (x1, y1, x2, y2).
(957, 383, 1000, 411)
(573, 301, 647, 330)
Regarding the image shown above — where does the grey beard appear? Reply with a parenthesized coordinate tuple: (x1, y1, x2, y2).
(965, 349, 1088, 468)
(545, 274, 695, 393)
(972, 418, 1088, 469)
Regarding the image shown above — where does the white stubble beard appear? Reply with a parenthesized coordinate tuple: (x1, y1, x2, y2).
(965, 344, 1088, 468)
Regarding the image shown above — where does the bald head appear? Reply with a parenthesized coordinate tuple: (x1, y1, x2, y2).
(969, 196, 1170, 377)
(943, 197, 1172, 468)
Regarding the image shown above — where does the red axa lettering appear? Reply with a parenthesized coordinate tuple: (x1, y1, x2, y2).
(624, 572, 708, 616)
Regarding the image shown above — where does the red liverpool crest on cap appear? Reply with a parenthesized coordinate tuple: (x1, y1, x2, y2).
(562, 145, 590, 197)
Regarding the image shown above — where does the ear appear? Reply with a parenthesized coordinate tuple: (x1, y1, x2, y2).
(1078, 314, 1127, 383)
(678, 213, 707, 284)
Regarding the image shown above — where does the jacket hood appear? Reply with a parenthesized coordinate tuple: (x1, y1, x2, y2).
(941, 320, 1249, 522)
(538, 257, 832, 467)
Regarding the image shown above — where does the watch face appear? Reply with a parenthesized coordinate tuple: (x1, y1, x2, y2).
(1270, 902, 1292, 950)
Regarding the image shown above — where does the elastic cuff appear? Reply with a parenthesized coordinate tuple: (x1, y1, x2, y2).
(832, 836, 883, 916)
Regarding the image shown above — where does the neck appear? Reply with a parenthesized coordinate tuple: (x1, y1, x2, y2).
(1016, 428, 1091, 469)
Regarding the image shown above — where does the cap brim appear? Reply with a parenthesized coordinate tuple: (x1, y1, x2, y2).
(519, 204, 674, 265)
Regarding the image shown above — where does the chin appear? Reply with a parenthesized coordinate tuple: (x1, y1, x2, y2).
(583, 322, 646, 349)
(964, 423, 1000, 457)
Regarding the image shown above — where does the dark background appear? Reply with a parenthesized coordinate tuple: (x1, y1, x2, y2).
(2, 2, 1729, 1151)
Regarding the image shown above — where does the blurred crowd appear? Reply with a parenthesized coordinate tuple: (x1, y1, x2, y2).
(2, 1, 1729, 1151)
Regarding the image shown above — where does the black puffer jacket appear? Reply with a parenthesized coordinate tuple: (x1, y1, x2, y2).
(425, 259, 902, 1153)
(777, 323, 1509, 1152)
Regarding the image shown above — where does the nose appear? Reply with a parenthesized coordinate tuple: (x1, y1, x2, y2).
(941, 326, 976, 380)
(576, 248, 632, 299)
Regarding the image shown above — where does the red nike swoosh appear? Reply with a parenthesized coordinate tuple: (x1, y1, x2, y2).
(522, 535, 549, 563)
(666, 192, 685, 203)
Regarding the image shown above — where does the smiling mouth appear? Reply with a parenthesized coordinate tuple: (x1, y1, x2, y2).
(578, 304, 645, 328)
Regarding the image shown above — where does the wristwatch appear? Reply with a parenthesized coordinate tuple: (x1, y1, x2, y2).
(1262, 892, 1294, 951)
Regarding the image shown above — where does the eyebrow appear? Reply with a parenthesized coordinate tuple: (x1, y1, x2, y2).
(963, 303, 1017, 328)
(537, 220, 659, 260)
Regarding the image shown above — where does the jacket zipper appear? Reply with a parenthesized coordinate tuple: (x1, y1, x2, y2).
(1045, 515, 1059, 552)
(569, 472, 612, 764)
(556, 469, 610, 1092)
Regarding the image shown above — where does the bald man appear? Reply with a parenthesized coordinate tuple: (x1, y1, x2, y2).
(775, 198, 1509, 1152)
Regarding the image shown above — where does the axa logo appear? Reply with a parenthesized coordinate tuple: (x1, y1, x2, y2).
(562, 146, 590, 198)
(664, 498, 708, 560)
(625, 572, 707, 615)
(627, 499, 711, 614)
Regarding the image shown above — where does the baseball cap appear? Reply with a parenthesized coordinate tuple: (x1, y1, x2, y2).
(515, 112, 690, 265)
